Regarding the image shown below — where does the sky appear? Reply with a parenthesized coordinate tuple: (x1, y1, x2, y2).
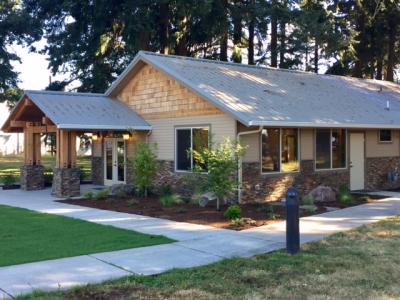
(8, 39, 70, 91)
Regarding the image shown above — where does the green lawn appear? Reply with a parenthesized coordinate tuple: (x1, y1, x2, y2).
(0, 205, 173, 267)
(0, 154, 92, 183)
(21, 216, 400, 300)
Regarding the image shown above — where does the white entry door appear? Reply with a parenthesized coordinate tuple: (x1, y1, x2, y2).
(349, 133, 365, 190)
(104, 138, 126, 186)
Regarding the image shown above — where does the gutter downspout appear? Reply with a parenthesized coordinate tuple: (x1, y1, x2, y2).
(237, 126, 263, 204)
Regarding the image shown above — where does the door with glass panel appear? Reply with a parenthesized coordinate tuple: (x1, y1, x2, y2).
(104, 138, 126, 185)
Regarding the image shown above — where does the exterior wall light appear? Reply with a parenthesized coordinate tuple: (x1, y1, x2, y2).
(92, 134, 99, 141)
(123, 133, 130, 141)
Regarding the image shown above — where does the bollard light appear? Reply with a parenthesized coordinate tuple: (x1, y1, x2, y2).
(286, 186, 300, 254)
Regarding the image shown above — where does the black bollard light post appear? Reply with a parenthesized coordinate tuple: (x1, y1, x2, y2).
(286, 186, 300, 254)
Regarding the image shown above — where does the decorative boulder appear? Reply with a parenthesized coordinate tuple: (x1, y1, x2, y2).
(307, 185, 337, 203)
(110, 184, 136, 196)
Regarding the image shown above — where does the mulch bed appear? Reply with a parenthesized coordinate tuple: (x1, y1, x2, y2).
(60, 194, 384, 231)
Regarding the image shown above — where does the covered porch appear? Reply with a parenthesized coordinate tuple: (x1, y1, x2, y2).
(1, 90, 151, 197)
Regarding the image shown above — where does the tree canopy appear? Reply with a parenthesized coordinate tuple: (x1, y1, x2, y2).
(1, 0, 399, 105)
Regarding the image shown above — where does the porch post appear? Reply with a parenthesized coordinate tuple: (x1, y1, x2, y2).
(20, 123, 44, 190)
(52, 130, 80, 197)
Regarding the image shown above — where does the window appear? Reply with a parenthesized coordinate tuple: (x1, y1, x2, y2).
(261, 128, 299, 173)
(175, 127, 209, 171)
(379, 130, 392, 143)
(315, 129, 347, 170)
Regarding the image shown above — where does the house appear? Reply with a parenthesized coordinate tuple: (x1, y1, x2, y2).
(2, 51, 400, 201)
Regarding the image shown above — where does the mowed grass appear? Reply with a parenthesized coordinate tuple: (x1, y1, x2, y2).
(21, 216, 400, 300)
(0, 155, 92, 182)
(0, 205, 173, 267)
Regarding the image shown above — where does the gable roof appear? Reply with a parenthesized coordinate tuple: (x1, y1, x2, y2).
(2, 90, 151, 132)
(106, 51, 400, 129)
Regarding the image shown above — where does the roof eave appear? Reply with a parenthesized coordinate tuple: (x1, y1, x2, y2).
(248, 120, 400, 129)
(57, 124, 152, 131)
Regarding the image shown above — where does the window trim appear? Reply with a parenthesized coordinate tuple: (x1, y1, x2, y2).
(174, 125, 210, 173)
(260, 128, 301, 175)
(378, 129, 392, 144)
(314, 129, 348, 171)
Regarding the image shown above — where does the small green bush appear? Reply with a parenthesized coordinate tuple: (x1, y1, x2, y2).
(2, 173, 16, 186)
(231, 218, 244, 226)
(175, 207, 187, 214)
(339, 185, 354, 205)
(265, 205, 280, 220)
(160, 194, 183, 207)
(83, 191, 94, 199)
(94, 189, 109, 200)
(304, 205, 317, 213)
(302, 195, 314, 205)
(223, 205, 242, 220)
(115, 190, 127, 199)
(127, 198, 139, 206)
(160, 185, 173, 197)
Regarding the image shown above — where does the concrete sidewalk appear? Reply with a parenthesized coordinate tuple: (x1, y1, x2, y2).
(0, 188, 399, 299)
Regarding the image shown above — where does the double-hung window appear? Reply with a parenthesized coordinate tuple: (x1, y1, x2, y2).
(315, 129, 347, 170)
(175, 126, 209, 172)
(261, 128, 299, 173)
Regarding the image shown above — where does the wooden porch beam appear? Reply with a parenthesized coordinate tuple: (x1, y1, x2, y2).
(10, 120, 26, 128)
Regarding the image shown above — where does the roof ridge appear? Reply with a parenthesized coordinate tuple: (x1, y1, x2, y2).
(25, 90, 106, 97)
(139, 50, 319, 76)
(138, 51, 400, 87)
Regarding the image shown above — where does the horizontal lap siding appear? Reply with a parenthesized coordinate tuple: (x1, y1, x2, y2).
(148, 115, 236, 160)
(365, 129, 400, 158)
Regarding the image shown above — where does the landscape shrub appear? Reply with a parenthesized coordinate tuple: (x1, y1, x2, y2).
(94, 189, 109, 200)
(223, 205, 242, 220)
(127, 198, 139, 206)
(265, 205, 280, 220)
(2, 172, 16, 186)
(302, 194, 314, 205)
(160, 185, 172, 197)
(132, 142, 157, 197)
(115, 190, 127, 199)
(339, 185, 354, 204)
(83, 191, 94, 199)
(160, 194, 182, 207)
(192, 138, 246, 210)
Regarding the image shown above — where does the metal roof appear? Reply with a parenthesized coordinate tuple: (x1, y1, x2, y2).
(2, 90, 151, 131)
(107, 51, 400, 129)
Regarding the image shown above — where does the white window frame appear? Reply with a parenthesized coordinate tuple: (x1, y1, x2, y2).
(174, 125, 210, 173)
(260, 128, 300, 174)
(314, 129, 348, 171)
(378, 129, 392, 143)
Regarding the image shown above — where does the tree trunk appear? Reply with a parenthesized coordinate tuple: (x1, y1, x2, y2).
(279, 21, 286, 68)
(385, 25, 396, 82)
(376, 57, 383, 80)
(270, 14, 278, 67)
(159, 2, 169, 55)
(220, 31, 228, 61)
(314, 38, 318, 73)
(248, 18, 255, 65)
(139, 31, 150, 51)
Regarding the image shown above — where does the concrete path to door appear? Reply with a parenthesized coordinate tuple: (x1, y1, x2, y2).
(0, 187, 399, 299)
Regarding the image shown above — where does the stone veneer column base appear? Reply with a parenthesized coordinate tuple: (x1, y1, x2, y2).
(20, 165, 45, 190)
(52, 168, 80, 198)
